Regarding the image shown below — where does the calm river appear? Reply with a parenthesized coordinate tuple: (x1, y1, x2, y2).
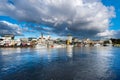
(0, 47, 120, 80)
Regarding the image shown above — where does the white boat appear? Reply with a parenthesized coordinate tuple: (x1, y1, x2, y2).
(17, 42, 21, 46)
(0, 41, 5, 46)
(94, 43, 101, 47)
(35, 44, 47, 48)
(84, 44, 90, 47)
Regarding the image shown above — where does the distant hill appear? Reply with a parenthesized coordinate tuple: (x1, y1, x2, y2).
(110, 38, 120, 44)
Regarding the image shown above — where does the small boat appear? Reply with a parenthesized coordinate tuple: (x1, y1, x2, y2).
(35, 44, 47, 48)
(94, 43, 101, 47)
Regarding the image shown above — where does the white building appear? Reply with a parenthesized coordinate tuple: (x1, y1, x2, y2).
(67, 35, 73, 43)
(1, 34, 14, 40)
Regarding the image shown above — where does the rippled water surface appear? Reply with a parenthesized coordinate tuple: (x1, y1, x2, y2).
(0, 47, 120, 80)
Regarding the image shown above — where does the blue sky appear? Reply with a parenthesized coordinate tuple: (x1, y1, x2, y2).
(0, 0, 120, 39)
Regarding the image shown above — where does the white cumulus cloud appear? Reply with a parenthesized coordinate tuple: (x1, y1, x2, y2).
(0, 0, 116, 38)
(96, 30, 116, 38)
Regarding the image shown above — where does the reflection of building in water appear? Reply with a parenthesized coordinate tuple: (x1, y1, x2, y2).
(66, 45, 73, 57)
(1, 48, 19, 55)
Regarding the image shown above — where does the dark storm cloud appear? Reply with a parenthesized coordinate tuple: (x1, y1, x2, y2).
(0, 21, 22, 36)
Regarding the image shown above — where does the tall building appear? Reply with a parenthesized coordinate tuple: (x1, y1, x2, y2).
(67, 35, 73, 45)
(38, 33, 46, 44)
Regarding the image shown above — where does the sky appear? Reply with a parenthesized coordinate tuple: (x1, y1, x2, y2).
(0, 0, 120, 39)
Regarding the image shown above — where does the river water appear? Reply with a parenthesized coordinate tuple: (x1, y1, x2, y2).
(0, 47, 120, 80)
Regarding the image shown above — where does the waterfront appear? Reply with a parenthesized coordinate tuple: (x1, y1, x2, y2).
(0, 47, 120, 80)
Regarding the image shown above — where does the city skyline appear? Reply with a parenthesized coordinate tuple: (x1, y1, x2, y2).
(0, 0, 120, 39)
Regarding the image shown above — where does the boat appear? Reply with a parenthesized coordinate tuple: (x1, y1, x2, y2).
(35, 44, 47, 48)
(94, 43, 101, 47)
